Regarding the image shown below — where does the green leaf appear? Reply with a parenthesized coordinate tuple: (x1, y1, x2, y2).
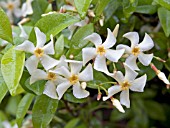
(1, 47, 25, 96)
(64, 93, 87, 103)
(144, 100, 166, 121)
(67, 23, 94, 58)
(29, 13, 79, 43)
(32, 95, 58, 128)
(158, 7, 170, 37)
(0, 70, 8, 103)
(54, 35, 65, 59)
(64, 118, 80, 128)
(154, 0, 170, 10)
(74, 0, 92, 18)
(0, 8, 13, 43)
(25, 78, 46, 95)
(30, 0, 49, 24)
(135, 5, 157, 14)
(94, 0, 110, 17)
(16, 93, 34, 127)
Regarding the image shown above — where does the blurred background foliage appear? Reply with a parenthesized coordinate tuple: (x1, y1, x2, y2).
(0, 0, 170, 128)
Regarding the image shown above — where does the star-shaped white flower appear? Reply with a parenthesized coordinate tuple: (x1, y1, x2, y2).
(30, 69, 66, 99)
(54, 61, 93, 99)
(21, 0, 33, 17)
(82, 28, 125, 73)
(0, 0, 22, 23)
(117, 32, 154, 70)
(103, 63, 147, 108)
(15, 27, 59, 74)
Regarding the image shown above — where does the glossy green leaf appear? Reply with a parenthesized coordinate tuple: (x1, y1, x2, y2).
(30, 0, 49, 24)
(94, 0, 110, 17)
(32, 95, 58, 128)
(29, 13, 79, 43)
(54, 35, 65, 59)
(25, 78, 46, 95)
(1, 47, 25, 96)
(158, 7, 170, 37)
(74, 0, 92, 18)
(154, 0, 170, 10)
(0, 8, 13, 43)
(136, 5, 157, 14)
(64, 118, 80, 128)
(67, 23, 94, 58)
(0, 70, 8, 103)
(64, 93, 87, 103)
(16, 93, 34, 127)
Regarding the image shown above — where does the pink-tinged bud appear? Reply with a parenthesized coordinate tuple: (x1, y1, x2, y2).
(168, 49, 170, 58)
(59, 7, 66, 13)
(157, 72, 170, 85)
(111, 97, 125, 113)
(150, 63, 159, 74)
(97, 93, 102, 101)
(154, 56, 166, 63)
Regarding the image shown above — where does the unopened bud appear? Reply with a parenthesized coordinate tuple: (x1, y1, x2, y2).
(113, 24, 119, 38)
(88, 10, 95, 17)
(97, 93, 102, 101)
(168, 49, 170, 58)
(59, 7, 66, 13)
(154, 56, 166, 63)
(69, 54, 74, 59)
(111, 97, 125, 113)
(150, 63, 159, 74)
(81, 82, 87, 89)
(157, 72, 170, 85)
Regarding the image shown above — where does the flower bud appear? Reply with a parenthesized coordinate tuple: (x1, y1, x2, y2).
(113, 24, 119, 38)
(157, 72, 170, 85)
(81, 82, 87, 90)
(97, 93, 102, 101)
(168, 51, 170, 58)
(111, 98, 125, 113)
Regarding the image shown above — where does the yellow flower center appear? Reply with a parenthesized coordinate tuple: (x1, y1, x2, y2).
(69, 74, 79, 84)
(97, 45, 106, 55)
(7, 3, 14, 10)
(47, 72, 57, 81)
(131, 47, 140, 56)
(34, 48, 44, 57)
(121, 81, 131, 90)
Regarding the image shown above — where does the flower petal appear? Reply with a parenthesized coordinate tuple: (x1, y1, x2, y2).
(70, 62, 83, 75)
(30, 69, 47, 84)
(18, 24, 28, 39)
(130, 74, 147, 92)
(0, 2, 7, 8)
(138, 52, 153, 66)
(120, 90, 130, 108)
(56, 81, 71, 100)
(43, 35, 54, 55)
(102, 28, 116, 49)
(82, 47, 96, 65)
(123, 32, 139, 47)
(125, 55, 139, 71)
(15, 40, 35, 53)
(25, 55, 39, 74)
(116, 44, 131, 54)
(111, 98, 125, 113)
(54, 66, 71, 78)
(43, 81, 58, 99)
(34, 27, 46, 47)
(94, 55, 108, 73)
(56, 55, 68, 68)
(138, 33, 154, 51)
(112, 71, 124, 84)
(105, 49, 125, 62)
(79, 64, 93, 81)
(103, 85, 121, 101)
(84, 33, 102, 47)
(13, 8, 22, 17)
(40, 54, 59, 70)
(73, 82, 90, 99)
(124, 63, 138, 82)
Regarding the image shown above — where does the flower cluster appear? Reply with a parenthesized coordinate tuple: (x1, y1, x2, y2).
(15, 23, 169, 113)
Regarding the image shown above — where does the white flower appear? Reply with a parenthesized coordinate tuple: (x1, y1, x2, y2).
(30, 69, 66, 99)
(117, 32, 154, 70)
(157, 72, 170, 85)
(0, 0, 22, 23)
(15, 27, 59, 74)
(21, 0, 33, 17)
(2, 120, 18, 128)
(54, 61, 93, 99)
(103, 63, 147, 108)
(82, 28, 125, 73)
